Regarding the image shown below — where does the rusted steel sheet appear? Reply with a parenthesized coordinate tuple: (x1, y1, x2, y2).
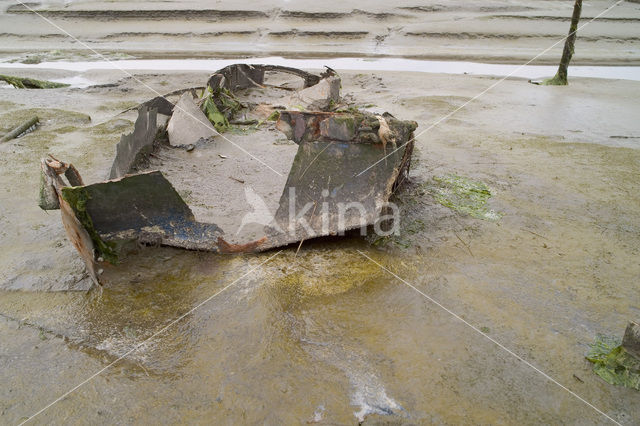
(39, 64, 418, 283)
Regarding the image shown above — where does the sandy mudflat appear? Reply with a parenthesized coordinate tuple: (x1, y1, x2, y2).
(0, 1, 639, 425)
(0, 0, 639, 64)
(0, 66, 639, 423)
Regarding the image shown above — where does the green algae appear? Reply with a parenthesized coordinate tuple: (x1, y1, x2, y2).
(97, 101, 139, 112)
(368, 216, 425, 249)
(90, 118, 133, 135)
(0, 74, 69, 89)
(587, 334, 640, 390)
(269, 249, 384, 305)
(0, 108, 90, 132)
(61, 186, 118, 264)
(430, 174, 501, 221)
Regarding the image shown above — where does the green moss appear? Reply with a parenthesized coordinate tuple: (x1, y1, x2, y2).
(0, 74, 69, 89)
(61, 186, 118, 264)
(331, 115, 357, 133)
(587, 334, 640, 390)
(430, 174, 501, 221)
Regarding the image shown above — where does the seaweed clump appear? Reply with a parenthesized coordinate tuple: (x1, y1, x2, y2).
(201, 87, 242, 133)
(431, 174, 501, 221)
(586, 334, 640, 390)
(0, 74, 69, 89)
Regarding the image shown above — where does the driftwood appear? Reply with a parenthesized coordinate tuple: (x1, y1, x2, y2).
(1, 116, 39, 142)
(0, 74, 69, 89)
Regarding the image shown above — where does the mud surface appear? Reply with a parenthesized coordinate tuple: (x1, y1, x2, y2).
(1, 66, 639, 423)
(1, 0, 640, 421)
(1, 0, 640, 64)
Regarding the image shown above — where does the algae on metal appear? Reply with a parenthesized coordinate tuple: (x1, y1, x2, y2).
(430, 174, 501, 221)
(586, 334, 640, 391)
(61, 186, 119, 264)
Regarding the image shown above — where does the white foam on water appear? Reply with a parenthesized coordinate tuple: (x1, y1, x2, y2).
(349, 373, 403, 422)
(302, 339, 404, 422)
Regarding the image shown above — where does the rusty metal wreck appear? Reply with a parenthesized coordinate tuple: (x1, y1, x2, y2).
(39, 64, 418, 285)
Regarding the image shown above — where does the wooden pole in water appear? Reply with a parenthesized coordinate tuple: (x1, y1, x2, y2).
(0, 116, 39, 142)
(546, 0, 583, 85)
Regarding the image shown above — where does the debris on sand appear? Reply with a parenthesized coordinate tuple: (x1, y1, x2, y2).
(0, 115, 39, 142)
(39, 64, 418, 284)
(167, 92, 218, 146)
(586, 322, 640, 391)
(0, 74, 69, 89)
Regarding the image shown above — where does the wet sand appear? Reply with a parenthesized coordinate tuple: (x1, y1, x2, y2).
(1, 0, 640, 64)
(1, 67, 639, 424)
(1, 0, 640, 424)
